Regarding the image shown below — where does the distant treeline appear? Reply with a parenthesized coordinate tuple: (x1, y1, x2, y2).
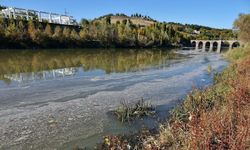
(0, 13, 237, 49)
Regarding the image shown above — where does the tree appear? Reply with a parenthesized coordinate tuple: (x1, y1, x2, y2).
(0, 5, 6, 10)
(234, 14, 250, 43)
(44, 24, 53, 37)
(16, 19, 27, 40)
(0, 17, 6, 48)
(63, 27, 71, 38)
(105, 16, 111, 25)
(79, 28, 89, 40)
(70, 29, 80, 40)
(53, 26, 62, 39)
(27, 20, 37, 41)
(5, 18, 17, 40)
(0, 17, 6, 36)
(80, 18, 89, 28)
(122, 19, 127, 25)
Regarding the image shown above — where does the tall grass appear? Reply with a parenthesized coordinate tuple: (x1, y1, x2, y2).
(98, 46, 250, 150)
(226, 44, 250, 61)
(143, 45, 250, 150)
(207, 65, 212, 74)
(114, 99, 155, 122)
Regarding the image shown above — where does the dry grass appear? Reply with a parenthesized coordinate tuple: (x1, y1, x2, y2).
(225, 44, 250, 61)
(110, 16, 155, 26)
(143, 46, 250, 150)
(97, 46, 250, 150)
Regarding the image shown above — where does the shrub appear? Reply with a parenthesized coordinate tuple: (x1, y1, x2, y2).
(113, 98, 155, 122)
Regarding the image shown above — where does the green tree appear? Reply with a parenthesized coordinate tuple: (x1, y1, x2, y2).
(16, 19, 27, 40)
(5, 18, 17, 40)
(105, 16, 111, 25)
(234, 14, 250, 43)
(0, 17, 6, 36)
(80, 19, 89, 28)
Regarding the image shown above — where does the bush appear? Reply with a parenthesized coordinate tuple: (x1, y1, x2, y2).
(113, 99, 155, 122)
(226, 45, 250, 61)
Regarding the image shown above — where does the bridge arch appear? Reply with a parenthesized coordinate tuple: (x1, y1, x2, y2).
(221, 41, 230, 52)
(205, 41, 210, 52)
(191, 41, 196, 49)
(232, 42, 240, 49)
(212, 41, 218, 52)
(198, 41, 203, 49)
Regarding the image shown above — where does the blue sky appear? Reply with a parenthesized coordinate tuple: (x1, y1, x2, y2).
(0, 0, 249, 29)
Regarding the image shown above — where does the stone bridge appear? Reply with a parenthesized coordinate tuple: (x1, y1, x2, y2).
(190, 40, 241, 53)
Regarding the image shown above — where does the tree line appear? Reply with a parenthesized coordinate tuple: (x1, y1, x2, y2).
(0, 13, 236, 49)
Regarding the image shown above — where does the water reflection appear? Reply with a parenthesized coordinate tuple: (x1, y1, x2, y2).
(0, 49, 178, 85)
(4, 67, 78, 83)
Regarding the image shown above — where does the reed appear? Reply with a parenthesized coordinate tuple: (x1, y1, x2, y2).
(114, 98, 155, 122)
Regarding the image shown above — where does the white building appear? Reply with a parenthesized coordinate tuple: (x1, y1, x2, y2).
(192, 30, 201, 35)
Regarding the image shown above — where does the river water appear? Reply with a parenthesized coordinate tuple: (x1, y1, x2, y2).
(0, 49, 228, 150)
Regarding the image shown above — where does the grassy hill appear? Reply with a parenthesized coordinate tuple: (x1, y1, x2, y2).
(93, 13, 156, 27)
(110, 15, 156, 26)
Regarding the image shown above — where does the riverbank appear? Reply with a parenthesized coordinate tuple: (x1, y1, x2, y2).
(153, 45, 250, 149)
(100, 45, 250, 150)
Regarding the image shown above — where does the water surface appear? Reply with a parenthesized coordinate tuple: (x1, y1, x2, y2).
(0, 49, 227, 150)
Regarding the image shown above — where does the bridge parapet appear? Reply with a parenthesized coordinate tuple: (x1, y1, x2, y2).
(0, 6, 78, 26)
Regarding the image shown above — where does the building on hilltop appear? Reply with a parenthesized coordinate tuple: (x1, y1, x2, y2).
(191, 30, 201, 35)
(0, 7, 78, 25)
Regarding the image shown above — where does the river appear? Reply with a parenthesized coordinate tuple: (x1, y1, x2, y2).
(0, 49, 228, 150)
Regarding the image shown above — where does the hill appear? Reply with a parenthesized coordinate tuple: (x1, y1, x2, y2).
(110, 15, 155, 27)
(93, 13, 156, 27)
(91, 14, 235, 40)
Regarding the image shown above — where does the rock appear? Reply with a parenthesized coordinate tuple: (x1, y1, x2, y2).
(76, 115, 83, 118)
(15, 135, 29, 142)
(48, 119, 56, 124)
(21, 130, 32, 135)
(68, 118, 73, 121)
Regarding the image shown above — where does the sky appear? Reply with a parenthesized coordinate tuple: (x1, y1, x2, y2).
(0, 0, 249, 29)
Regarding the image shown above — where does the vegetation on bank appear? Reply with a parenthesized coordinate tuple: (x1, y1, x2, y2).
(98, 47, 250, 150)
(0, 11, 236, 49)
(155, 53, 249, 149)
(96, 14, 250, 150)
(113, 99, 155, 123)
